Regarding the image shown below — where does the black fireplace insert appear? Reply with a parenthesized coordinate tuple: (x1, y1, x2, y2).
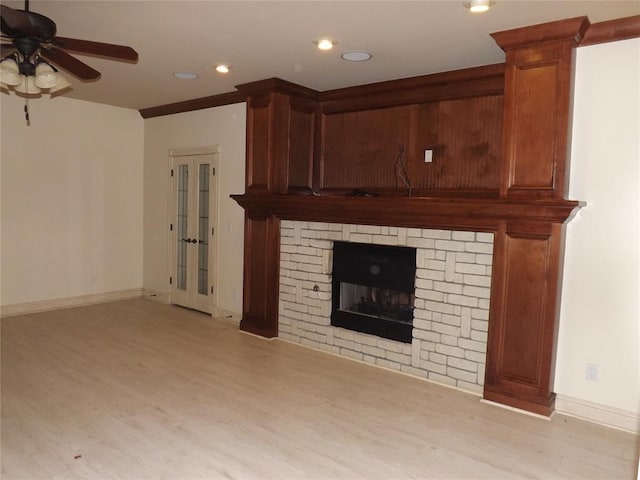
(331, 241, 416, 343)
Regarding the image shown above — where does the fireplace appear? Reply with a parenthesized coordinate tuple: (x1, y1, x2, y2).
(234, 21, 587, 415)
(331, 241, 416, 343)
(278, 221, 494, 395)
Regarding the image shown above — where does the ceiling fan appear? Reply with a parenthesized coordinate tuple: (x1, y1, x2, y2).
(0, 0, 138, 95)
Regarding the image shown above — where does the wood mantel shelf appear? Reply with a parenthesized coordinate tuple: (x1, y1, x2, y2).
(231, 194, 582, 230)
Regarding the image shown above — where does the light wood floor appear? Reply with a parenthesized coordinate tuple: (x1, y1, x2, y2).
(1, 299, 638, 480)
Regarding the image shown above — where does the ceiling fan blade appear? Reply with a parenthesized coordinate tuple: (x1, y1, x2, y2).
(40, 47, 100, 80)
(55, 37, 138, 62)
(1, 6, 56, 40)
(0, 5, 31, 34)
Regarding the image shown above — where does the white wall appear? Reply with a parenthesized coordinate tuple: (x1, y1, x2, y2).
(556, 38, 640, 420)
(0, 94, 144, 306)
(143, 104, 246, 315)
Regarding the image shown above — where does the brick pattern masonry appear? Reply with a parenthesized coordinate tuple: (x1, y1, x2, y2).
(278, 221, 494, 394)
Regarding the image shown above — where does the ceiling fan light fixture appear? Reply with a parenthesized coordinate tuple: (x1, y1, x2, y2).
(464, 0, 495, 13)
(48, 74, 72, 94)
(0, 57, 22, 86)
(34, 61, 62, 89)
(14, 75, 41, 95)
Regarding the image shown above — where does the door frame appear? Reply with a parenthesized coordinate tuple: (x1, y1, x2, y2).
(167, 145, 220, 314)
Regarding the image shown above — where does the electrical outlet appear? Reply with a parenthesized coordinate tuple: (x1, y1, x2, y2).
(424, 149, 433, 163)
(585, 363, 599, 381)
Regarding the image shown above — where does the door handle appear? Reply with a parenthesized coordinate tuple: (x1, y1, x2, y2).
(181, 238, 198, 243)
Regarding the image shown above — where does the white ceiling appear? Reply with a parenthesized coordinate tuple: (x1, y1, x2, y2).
(2, 1, 639, 110)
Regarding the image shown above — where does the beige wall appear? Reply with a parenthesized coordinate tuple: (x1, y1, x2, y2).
(0, 94, 144, 306)
(556, 38, 640, 418)
(143, 103, 246, 314)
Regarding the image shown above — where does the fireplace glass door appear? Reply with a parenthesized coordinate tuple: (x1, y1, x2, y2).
(331, 241, 416, 343)
(338, 283, 415, 324)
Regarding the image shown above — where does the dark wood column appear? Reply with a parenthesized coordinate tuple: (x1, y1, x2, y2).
(492, 16, 590, 199)
(235, 79, 318, 337)
(485, 221, 568, 415)
(484, 17, 589, 415)
(241, 211, 281, 337)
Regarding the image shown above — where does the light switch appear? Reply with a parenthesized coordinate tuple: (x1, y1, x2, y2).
(424, 149, 433, 163)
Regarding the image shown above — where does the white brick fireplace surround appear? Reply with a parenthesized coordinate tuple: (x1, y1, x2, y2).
(278, 221, 494, 394)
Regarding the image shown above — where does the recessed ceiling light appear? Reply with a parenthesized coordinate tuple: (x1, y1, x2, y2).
(341, 51, 372, 62)
(173, 72, 199, 80)
(464, 0, 495, 13)
(215, 64, 230, 74)
(314, 38, 336, 51)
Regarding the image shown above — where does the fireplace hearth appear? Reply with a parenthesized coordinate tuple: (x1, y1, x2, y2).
(331, 241, 416, 343)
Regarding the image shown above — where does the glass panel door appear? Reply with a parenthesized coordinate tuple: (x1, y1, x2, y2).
(170, 150, 218, 315)
(197, 164, 210, 295)
(176, 164, 189, 291)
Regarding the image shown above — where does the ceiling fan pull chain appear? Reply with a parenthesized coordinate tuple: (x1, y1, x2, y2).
(24, 99, 30, 126)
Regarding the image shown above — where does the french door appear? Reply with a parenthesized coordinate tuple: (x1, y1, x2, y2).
(169, 148, 218, 314)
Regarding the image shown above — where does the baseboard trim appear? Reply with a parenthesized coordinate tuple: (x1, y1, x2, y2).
(0, 289, 143, 317)
(555, 394, 639, 433)
(480, 399, 552, 421)
(240, 330, 277, 341)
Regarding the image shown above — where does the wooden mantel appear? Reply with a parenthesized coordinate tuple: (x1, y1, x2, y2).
(231, 194, 580, 229)
(231, 17, 596, 416)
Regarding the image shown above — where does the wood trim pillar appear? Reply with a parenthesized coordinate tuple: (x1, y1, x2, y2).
(240, 211, 280, 337)
(485, 222, 566, 415)
(235, 79, 319, 337)
(483, 17, 589, 414)
(492, 16, 589, 199)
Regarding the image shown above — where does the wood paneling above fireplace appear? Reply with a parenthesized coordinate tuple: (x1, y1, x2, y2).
(231, 17, 593, 416)
(236, 64, 506, 197)
(320, 95, 504, 195)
